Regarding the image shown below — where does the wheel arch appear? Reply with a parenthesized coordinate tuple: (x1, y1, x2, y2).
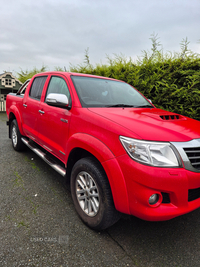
(8, 112, 16, 138)
(66, 134, 130, 214)
(8, 106, 24, 138)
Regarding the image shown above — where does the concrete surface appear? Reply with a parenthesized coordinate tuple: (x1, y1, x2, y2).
(0, 112, 200, 267)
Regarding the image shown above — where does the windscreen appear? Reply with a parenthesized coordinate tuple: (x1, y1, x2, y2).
(71, 76, 153, 108)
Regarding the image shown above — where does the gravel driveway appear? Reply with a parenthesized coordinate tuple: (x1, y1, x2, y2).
(1, 112, 200, 267)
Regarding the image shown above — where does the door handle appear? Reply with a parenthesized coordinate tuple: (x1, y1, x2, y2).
(60, 118, 68, 123)
(39, 110, 45, 114)
(23, 104, 27, 107)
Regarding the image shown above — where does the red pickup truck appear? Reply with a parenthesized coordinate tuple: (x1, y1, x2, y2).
(6, 71, 200, 230)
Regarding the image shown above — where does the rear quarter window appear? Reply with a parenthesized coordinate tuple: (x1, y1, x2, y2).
(29, 76, 47, 100)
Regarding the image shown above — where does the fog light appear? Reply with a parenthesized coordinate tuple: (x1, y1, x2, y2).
(149, 194, 159, 205)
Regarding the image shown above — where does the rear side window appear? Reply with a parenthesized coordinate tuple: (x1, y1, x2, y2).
(29, 76, 47, 100)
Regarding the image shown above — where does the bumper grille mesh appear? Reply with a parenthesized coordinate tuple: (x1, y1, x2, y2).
(188, 187, 200, 202)
(161, 192, 170, 203)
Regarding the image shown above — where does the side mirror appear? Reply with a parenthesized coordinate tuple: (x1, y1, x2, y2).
(46, 93, 70, 109)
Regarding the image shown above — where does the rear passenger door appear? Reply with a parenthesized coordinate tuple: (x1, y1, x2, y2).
(36, 75, 72, 162)
(22, 76, 48, 141)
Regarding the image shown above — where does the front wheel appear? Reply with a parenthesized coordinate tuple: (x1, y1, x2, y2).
(10, 119, 25, 151)
(70, 157, 120, 230)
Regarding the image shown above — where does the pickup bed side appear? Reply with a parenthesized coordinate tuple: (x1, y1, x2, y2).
(7, 95, 25, 137)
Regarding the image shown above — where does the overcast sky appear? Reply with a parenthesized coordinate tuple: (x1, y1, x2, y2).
(0, 0, 200, 75)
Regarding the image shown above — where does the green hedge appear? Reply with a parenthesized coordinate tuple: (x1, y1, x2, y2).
(17, 40, 200, 120)
(69, 53, 200, 120)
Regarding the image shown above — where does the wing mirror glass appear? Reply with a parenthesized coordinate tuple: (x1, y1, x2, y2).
(46, 93, 70, 109)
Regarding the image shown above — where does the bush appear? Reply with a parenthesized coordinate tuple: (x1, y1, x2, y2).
(69, 40, 200, 120)
(17, 66, 47, 83)
(17, 37, 200, 120)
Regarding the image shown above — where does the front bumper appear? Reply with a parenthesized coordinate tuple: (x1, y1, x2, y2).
(116, 154, 200, 221)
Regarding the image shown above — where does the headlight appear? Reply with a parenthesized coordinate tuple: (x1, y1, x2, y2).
(120, 136, 181, 167)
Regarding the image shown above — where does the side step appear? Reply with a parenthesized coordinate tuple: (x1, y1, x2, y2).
(21, 137, 66, 177)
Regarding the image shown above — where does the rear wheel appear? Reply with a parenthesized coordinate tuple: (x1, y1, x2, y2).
(10, 119, 25, 151)
(70, 157, 120, 230)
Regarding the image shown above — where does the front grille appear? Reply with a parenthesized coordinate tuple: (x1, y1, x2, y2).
(184, 147, 200, 170)
(188, 187, 200, 202)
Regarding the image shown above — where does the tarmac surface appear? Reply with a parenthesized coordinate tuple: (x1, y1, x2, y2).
(1, 112, 200, 266)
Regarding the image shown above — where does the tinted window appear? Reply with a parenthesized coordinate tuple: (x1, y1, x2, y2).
(29, 76, 47, 100)
(45, 76, 70, 99)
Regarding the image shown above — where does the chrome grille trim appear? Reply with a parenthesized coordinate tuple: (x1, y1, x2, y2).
(183, 147, 200, 170)
(171, 139, 200, 173)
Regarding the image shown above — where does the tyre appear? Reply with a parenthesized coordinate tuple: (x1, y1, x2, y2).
(10, 119, 25, 151)
(70, 157, 120, 230)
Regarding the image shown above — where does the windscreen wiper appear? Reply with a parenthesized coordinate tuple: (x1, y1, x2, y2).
(106, 104, 136, 108)
(134, 105, 153, 108)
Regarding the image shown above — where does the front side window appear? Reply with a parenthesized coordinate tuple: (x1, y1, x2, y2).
(45, 76, 70, 100)
(29, 76, 47, 100)
(71, 76, 153, 108)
